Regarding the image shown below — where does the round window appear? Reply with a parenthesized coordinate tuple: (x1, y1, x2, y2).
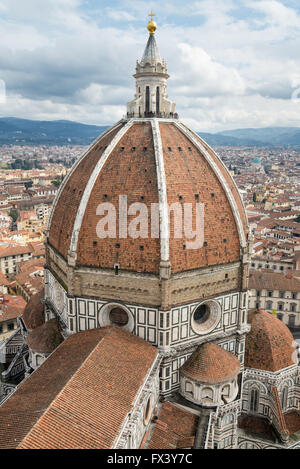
(194, 304, 210, 324)
(98, 303, 134, 332)
(109, 307, 129, 327)
(191, 301, 221, 335)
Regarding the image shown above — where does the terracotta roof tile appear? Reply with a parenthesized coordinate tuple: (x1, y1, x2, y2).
(22, 289, 44, 330)
(48, 120, 246, 274)
(245, 309, 297, 372)
(249, 269, 300, 292)
(181, 342, 240, 384)
(0, 326, 157, 449)
(147, 402, 198, 449)
(26, 318, 63, 353)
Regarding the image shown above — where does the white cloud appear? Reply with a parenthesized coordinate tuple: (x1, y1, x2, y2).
(106, 9, 136, 22)
(248, 0, 300, 28)
(175, 43, 246, 97)
(0, 0, 299, 132)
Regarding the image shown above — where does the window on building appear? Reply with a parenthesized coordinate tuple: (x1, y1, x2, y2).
(278, 303, 283, 311)
(109, 307, 129, 327)
(281, 387, 288, 411)
(288, 315, 296, 328)
(160, 313, 164, 328)
(290, 304, 296, 312)
(268, 291, 273, 297)
(277, 313, 283, 321)
(159, 332, 164, 346)
(266, 302, 272, 310)
(257, 291, 261, 297)
(279, 291, 285, 299)
(166, 313, 170, 328)
(7, 323, 14, 331)
(146, 86, 150, 114)
(250, 389, 259, 412)
(36, 355, 43, 366)
(292, 293, 297, 300)
(156, 87, 160, 114)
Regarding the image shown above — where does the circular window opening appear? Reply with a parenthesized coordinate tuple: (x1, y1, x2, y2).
(191, 301, 221, 335)
(194, 304, 210, 324)
(144, 396, 152, 425)
(109, 307, 129, 327)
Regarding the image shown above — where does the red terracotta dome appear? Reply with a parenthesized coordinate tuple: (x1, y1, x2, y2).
(23, 289, 45, 331)
(48, 120, 247, 274)
(245, 309, 297, 372)
(26, 318, 63, 354)
(180, 342, 241, 384)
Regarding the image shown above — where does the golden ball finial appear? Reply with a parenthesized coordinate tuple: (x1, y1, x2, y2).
(147, 11, 157, 35)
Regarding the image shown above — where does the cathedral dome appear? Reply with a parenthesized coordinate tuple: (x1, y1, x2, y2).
(47, 20, 247, 277)
(245, 309, 297, 372)
(181, 342, 240, 384)
(47, 121, 247, 274)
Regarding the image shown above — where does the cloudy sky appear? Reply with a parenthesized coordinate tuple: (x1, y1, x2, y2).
(0, 0, 299, 132)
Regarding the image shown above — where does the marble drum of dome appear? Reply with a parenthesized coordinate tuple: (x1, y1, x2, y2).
(191, 300, 222, 335)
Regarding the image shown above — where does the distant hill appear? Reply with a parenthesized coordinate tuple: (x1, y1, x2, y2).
(197, 132, 263, 147)
(0, 118, 299, 147)
(217, 127, 300, 146)
(0, 117, 108, 145)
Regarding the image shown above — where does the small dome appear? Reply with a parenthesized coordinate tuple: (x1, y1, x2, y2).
(181, 342, 240, 384)
(245, 309, 297, 372)
(252, 157, 261, 164)
(26, 318, 63, 354)
(23, 289, 45, 331)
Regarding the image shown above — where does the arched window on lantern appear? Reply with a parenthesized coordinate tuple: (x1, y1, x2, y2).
(250, 389, 259, 412)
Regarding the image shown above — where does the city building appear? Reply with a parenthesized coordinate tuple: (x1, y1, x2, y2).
(248, 269, 300, 328)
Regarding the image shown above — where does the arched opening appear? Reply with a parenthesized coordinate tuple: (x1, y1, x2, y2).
(109, 307, 129, 327)
(144, 396, 152, 425)
(221, 384, 231, 403)
(281, 386, 288, 410)
(201, 386, 214, 404)
(250, 389, 259, 412)
(185, 381, 193, 396)
(156, 87, 160, 115)
(145, 86, 150, 114)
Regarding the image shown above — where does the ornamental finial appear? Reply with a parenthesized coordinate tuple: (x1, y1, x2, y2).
(147, 11, 157, 35)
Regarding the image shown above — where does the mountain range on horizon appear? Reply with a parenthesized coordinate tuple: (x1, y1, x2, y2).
(0, 117, 299, 147)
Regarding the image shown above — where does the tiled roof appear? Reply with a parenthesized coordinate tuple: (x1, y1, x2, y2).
(284, 412, 300, 435)
(26, 317, 62, 353)
(147, 402, 198, 449)
(181, 342, 240, 384)
(238, 415, 274, 438)
(0, 294, 26, 322)
(0, 244, 32, 258)
(245, 309, 297, 372)
(249, 269, 300, 292)
(0, 326, 157, 449)
(22, 289, 44, 330)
